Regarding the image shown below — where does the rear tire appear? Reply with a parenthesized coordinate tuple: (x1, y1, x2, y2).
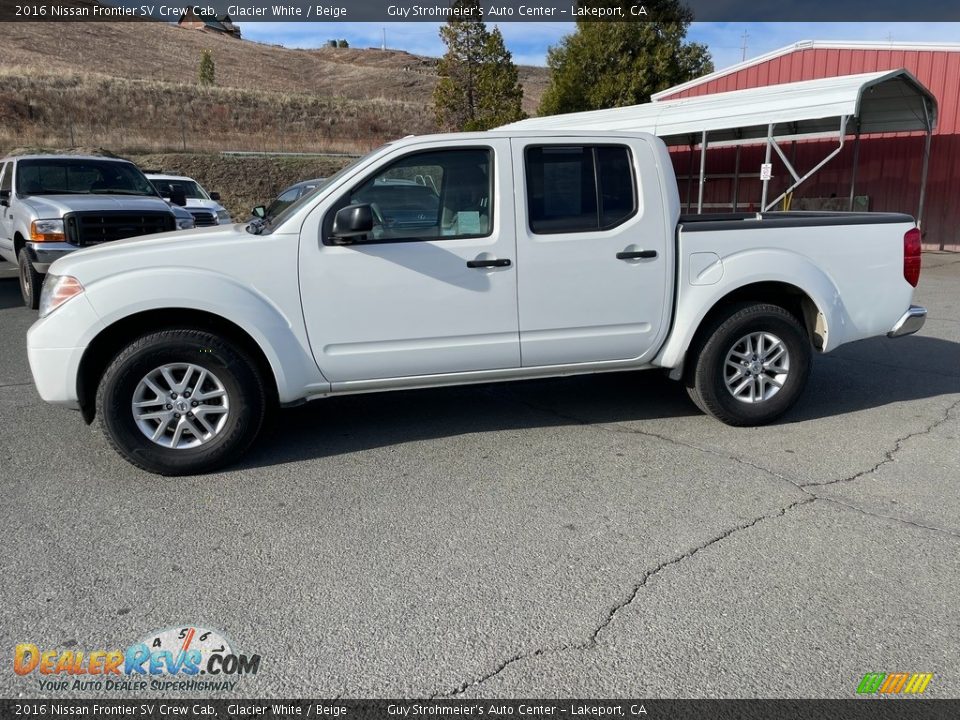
(96, 329, 266, 475)
(18, 250, 42, 310)
(687, 303, 811, 426)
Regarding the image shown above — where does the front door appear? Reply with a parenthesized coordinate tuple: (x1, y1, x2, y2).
(299, 139, 520, 385)
(511, 137, 671, 367)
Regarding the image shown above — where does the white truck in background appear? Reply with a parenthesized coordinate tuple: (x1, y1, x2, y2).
(26, 131, 926, 475)
(0, 155, 193, 309)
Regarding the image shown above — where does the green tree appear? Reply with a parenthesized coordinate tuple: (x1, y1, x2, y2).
(538, 2, 712, 116)
(198, 49, 216, 86)
(337, 39, 350, 48)
(434, 0, 525, 131)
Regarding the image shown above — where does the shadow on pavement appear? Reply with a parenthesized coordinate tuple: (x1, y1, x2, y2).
(237, 334, 960, 470)
(0, 276, 25, 310)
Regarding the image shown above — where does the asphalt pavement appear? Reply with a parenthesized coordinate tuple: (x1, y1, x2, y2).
(0, 254, 958, 699)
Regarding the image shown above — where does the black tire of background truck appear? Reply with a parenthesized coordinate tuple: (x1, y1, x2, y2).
(686, 302, 811, 426)
(18, 250, 42, 310)
(95, 329, 267, 476)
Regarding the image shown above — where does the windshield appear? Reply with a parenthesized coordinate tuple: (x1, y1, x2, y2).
(255, 146, 387, 233)
(16, 158, 158, 196)
(150, 178, 209, 200)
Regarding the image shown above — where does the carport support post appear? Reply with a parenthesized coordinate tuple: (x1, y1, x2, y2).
(848, 123, 861, 211)
(760, 123, 773, 211)
(917, 97, 933, 236)
(697, 130, 708, 214)
(732, 145, 741, 212)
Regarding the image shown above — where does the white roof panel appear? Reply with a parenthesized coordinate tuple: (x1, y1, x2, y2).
(497, 70, 937, 146)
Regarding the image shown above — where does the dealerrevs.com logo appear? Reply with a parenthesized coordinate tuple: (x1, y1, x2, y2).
(14, 626, 261, 693)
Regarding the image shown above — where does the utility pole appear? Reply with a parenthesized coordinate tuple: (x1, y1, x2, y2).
(740, 30, 750, 62)
(382, 27, 386, 51)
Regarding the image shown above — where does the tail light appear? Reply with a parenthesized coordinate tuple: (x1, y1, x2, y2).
(903, 227, 922, 287)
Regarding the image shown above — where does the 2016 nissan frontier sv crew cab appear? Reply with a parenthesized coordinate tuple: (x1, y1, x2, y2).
(26, 131, 927, 475)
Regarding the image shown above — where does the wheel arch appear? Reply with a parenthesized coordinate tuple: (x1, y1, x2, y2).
(77, 309, 280, 424)
(658, 279, 830, 379)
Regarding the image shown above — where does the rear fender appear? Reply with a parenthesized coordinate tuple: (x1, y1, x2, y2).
(655, 248, 846, 370)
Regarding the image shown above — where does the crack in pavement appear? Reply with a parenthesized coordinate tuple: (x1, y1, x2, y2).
(813, 495, 960, 540)
(431, 497, 815, 699)
(489, 390, 960, 540)
(801, 398, 960, 488)
(430, 390, 960, 697)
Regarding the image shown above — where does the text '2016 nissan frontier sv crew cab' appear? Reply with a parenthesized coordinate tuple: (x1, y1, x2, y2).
(26, 131, 927, 475)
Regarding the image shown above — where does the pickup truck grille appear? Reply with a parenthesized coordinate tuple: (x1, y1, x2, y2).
(188, 209, 218, 227)
(64, 211, 175, 247)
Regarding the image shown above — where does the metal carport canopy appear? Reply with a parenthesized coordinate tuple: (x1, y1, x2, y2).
(497, 69, 937, 145)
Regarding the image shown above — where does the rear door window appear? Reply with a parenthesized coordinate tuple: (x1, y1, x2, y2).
(525, 145, 636, 234)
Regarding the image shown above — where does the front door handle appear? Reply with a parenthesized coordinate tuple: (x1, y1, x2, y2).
(616, 249, 657, 260)
(467, 257, 511, 268)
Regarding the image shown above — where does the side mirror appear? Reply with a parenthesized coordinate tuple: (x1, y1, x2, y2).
(169, 189, 187, 207)
(210, 191, 221, 201)
(252, 205, 266, 219)
(331, 204, 374, 243)
(0, 189, 9, 207)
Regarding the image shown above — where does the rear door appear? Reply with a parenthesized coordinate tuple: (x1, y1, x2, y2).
(298, 137, 520, 384)
(511, 137, 671, 367)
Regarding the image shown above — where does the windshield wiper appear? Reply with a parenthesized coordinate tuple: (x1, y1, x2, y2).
(89, 189, 153, 195)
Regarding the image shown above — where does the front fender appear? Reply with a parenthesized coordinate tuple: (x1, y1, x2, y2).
(655, 247, 848, 370)
(81, 268, 328, 402)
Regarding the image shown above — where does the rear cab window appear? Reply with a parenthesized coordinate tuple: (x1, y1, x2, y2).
(524, 145, 636, 234)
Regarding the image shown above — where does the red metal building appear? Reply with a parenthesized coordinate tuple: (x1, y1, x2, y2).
(655, 41, 960, 250)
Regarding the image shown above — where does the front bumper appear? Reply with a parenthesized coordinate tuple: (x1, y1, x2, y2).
(887, 305, 927, 338)
(25, 241, 76, 273)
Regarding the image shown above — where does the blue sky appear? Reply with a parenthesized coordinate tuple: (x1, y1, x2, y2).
(242, 22, 960, 70)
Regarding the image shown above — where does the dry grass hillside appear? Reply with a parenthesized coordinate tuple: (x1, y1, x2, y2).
(0, 22, 549, 154)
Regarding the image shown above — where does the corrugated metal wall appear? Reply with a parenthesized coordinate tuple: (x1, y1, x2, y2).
(660, 47, 960, 250)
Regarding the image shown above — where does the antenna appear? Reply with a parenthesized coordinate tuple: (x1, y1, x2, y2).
(740, 30, 750, 62)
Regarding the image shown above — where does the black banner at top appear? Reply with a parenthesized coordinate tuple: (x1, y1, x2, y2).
(1, 0, 960, 22)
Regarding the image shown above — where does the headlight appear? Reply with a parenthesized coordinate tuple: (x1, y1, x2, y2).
(38, 274, 85, 318)
(216, 210, 232, 223)
(176, 217, 195, 230)
(30, 219, 65, 242)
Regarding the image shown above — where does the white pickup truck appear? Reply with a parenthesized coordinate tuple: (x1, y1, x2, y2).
(26, 131, 926, 475)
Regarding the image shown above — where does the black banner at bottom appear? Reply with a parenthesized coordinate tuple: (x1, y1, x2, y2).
(1, 700, 958, 720)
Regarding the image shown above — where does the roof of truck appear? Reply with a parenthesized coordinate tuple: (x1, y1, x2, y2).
(3, 154, 133, 163)
(145, 173, 196, 181)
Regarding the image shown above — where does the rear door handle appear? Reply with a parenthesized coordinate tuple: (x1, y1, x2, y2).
(467, 257, 511, 268)
(616, 249, 657, 260)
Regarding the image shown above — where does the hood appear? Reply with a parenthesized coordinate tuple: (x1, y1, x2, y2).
(23, 194, 174, 217)
(48, 222, 251, 280)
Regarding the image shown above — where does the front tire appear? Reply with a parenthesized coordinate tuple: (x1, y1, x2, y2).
(687, 303, 811, 426)
(19, 250, 42, 310)
(96, 329, 266, 475)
